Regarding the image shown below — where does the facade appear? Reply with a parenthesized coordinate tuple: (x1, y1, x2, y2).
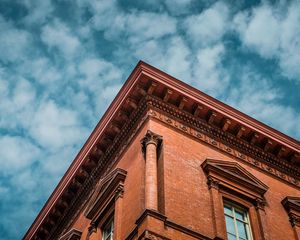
(24, 61, 300, 240)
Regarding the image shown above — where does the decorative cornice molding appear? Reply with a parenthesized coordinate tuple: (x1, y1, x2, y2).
(146, 96, 300, 187)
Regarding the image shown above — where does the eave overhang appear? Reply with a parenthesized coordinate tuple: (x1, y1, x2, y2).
(24, 61, 300, 240)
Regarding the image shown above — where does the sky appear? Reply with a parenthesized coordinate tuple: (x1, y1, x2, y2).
(0, 0, 299, 239)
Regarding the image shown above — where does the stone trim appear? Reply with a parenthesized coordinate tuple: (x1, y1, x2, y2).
(146, 97, 300, 187)
(127, 209, 211, 240)
(85, 168, 127, 220)
(282, 196, 300, 227)
(58, 228, 82, 240)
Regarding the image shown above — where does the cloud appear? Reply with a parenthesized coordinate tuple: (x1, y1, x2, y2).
(233, 1, 300, 80)
(224, 68, 300, 138)
(41, 19, 81, 59)
(192, 43, 229, 96)
(164, 0, 194, 16)
(0, 76, 37, 130)
(29, 100, 88, 150)
(22, 0, 54, 25)
(184, 2, 229, 46)
(0, 136, 41, 173)
(133, 36, 192, 81)
(0, 15, 32, 63)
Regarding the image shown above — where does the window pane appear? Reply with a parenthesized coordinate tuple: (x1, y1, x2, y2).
(225, 215, 236, 235)
(237, 220, 248, 239)
(103, 218, 114, 240)
(224, 205, 233, 216)
(227, 233, 237, 240)
(236, 210, 245, 221)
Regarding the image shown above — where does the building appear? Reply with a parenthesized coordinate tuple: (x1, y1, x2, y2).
(24, 61, 300, 240)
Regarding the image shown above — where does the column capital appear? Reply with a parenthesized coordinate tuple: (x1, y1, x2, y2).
(141, 130, 162, 158)
(207, 176, 220, 190)
(255, 197, 267, 210)
(141, 130, 162, 147)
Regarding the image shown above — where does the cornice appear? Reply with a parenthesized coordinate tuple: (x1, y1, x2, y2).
(146, 95, 300, 187)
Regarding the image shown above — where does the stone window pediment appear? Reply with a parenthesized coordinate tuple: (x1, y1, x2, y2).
(202, 159, 268, 201)
(201, 158, 269, 240)
(59, 228, 82, 240)
(282, 196, 300, 228)
(85, 168, 127, 221)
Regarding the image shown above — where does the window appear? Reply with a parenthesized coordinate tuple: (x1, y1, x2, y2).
(224, 201, 253, 240)
(102, 217, 114, 240)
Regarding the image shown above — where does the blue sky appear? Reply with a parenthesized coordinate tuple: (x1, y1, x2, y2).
(0, 0, 299, 239)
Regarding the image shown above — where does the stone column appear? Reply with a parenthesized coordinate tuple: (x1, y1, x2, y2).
(141, 130, 162, 211)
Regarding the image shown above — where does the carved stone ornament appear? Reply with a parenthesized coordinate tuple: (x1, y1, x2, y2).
(282, 196, 300, 227)
(141, 230, 167, 240)
(141, 130, 162, 147)
(289, 213, 300, 227)
(255, 197, 267, 210)
(207, 176, 219, 190)
(141, 130, 162, 158)
(88, 221, 97, 235)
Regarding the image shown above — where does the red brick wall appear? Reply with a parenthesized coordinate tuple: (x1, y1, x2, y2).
(150, 119, 298, 240)
(67, 117, 298, 240)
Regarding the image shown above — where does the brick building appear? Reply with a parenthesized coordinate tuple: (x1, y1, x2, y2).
(24, 62, 300, 240)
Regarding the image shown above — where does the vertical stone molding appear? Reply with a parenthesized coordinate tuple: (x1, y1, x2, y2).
(141, 130, 162, 211)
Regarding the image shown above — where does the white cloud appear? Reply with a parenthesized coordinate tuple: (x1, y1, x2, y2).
(133, 36, 192, 81)
(125, 12, 177, 43)
(22, 0, 54, 25)
(225, 69, 300, 138)
(184, 2, 229, 46)
(79, 58, 123, 91)
(0, 136, 41, 172)
(29, 100, 88, 150)
(0, 15, 32, 63)
(165, 0, 194, 16)
(192, 44, 229, 96)
(22, 58, 62, 84)
(0, 76, 37, 130)
(233, 2, 300, 79)
(41, 20, 81, 58)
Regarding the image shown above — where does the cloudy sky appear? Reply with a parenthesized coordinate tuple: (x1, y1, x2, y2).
(0, 0, 299, 239)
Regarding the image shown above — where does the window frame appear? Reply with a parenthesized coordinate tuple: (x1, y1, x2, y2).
(201, 159, 269, 240)
(102, 216, 114, 240)
(223, 200, 253, 240)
